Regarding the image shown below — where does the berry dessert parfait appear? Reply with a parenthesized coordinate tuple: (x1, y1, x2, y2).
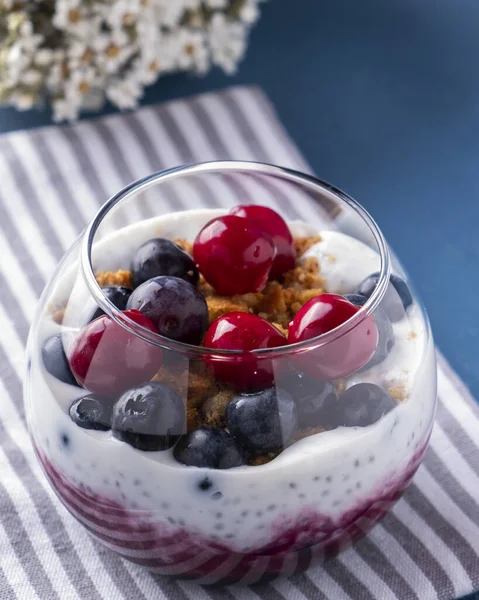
(25, 162, 437, 584)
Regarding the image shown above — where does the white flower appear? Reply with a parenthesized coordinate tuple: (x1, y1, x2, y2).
(52, 0, 80, 27)
(2, 0, 263, 121)
(106, 76, 143, 110)
(34, 48, 55, 67)
(21, 69, 43, 86)
(53, 49, 67, 63)
(61, 66, 100, 104)
(81, 88, 105, 111)
(13, 91, 36, 111)
(92, 28, 137, 74)
(0, 0, 17, 9)
(53, 0, 93, 37)
(101, 0, 142, 30)
(6, 44, 30, 84)
(68, 40, 90, 61)
(132, 51, 170, 85)
(205, 0, 227, 7)
(239, 0, 261, 24)
(132, 29, 178, 85)
(153, 0, 199, 29)
(66, 41, 95, 71)
(136, 11, 162, 48)
(45, 62, 66, 91)
(132, 59, 160, 86)
(53, 97, 81, 122)
(174, 28, 209, 73)
(19, 19, 34, 38)
(4, 21, 43, 87)
(10, 19, 43, 55)
(208, 13, 247, 74)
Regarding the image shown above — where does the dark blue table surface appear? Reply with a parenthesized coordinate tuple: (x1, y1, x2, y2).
(1, 3, 478, 597)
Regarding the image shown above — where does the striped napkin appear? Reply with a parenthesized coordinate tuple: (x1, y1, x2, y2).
(1, 85, 478, 600)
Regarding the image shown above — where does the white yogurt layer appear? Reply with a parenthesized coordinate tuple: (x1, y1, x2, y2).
(301, 231, 382, 295)
(28, 209, 437, 552)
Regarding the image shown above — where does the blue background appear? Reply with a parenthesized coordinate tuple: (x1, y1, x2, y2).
(1, 2, 479, 598)
(1, 0, 478, 405)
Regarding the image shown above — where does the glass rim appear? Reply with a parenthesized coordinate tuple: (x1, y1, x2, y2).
(81, 160, 391, 358)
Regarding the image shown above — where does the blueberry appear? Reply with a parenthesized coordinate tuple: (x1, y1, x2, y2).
(70, 395, 112, 431)
(42, 334, 80, 386)
(226, 388, 297, 455)
(355, 273, 381, 300)
(280, 371, 339, 430)
(345, 294, 395, 368)
(131, 238, 199, 288)
(344, 293, 369, 306)
(355, 273, 412, 322)
(337, 383, 396, 427)
(174, 427, 247, 469)
(90, 286, 132, 321)
(127, 276, 208, 345)
(112, 382, 185, 451)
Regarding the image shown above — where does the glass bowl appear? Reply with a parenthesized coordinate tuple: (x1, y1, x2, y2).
(25, 161, 437, 585)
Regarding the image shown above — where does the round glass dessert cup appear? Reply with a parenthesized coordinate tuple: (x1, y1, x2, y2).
(25, 161, 437, 585)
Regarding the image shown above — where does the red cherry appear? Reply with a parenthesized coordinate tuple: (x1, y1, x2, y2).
(289, 294, 359, 340)
(193, 215, 276, 295)
(203, 312, 286, 391)
(230, 205, 295, 279)
(288, 294, 378, 380)
(69, 310, 163, 398)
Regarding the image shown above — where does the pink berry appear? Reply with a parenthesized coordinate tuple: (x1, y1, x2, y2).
(193, 215, 276, 295)
(230, 205, 295, 279)
(288, 294, 378, 380)
(203, 312, 286, 391)
(69, 310, 163, 398)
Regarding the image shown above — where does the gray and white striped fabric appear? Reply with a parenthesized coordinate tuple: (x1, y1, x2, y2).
(0, 85, 478, 600)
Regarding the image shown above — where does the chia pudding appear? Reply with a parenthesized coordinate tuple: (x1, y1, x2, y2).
(26, 206, 437, 584)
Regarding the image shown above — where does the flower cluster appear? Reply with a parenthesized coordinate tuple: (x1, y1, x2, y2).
(0, 0, 263, 121)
